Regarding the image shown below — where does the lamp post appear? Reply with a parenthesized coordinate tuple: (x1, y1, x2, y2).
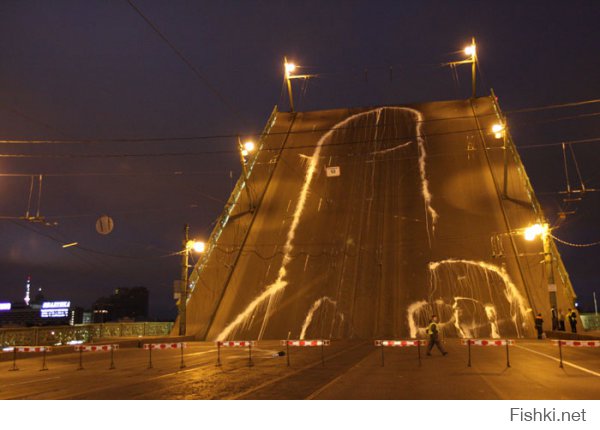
(524, 223, 558, 317)
(283, 57, 315, 112)
(446, 38, 478, 98)
(178, 224, 205, 336)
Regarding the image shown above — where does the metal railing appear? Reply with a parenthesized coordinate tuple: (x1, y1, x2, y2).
(0, 322, 174, 347)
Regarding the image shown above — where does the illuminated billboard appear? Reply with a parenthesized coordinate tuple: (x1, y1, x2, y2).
(0, 303, 11, 311)
(41, 301, 71, 318)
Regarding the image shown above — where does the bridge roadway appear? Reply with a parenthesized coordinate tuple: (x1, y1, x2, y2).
(1, 339, 598, 399)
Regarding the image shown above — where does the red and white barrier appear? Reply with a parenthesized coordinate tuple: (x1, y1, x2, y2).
(215, 340, 256, 367)
(553, 339, 600, 369)
(75, 344, 118, 352)
(461, 339, 515, 346)
(216, 341, 255, 347)
(462, 338, 514, 368)
(12, 346, 52, 353)
(144, 343, 187, 369)
(375, 340, 426, 367)
(6, 346, 52, 371)
(143, 342, 187, 350)
(553, 340, 600, 347)
(281, 340, 330, 347)
(75, 344, 119, 370)
(375, 340, 426, 347)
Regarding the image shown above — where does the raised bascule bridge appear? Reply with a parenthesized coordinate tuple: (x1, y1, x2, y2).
(179, 94, 577, 342)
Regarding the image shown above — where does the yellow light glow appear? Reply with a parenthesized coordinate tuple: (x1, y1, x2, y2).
(243, 140, 255, 152)
(464, 45, 476, 57)
(186, 240, 206, 253)
(285, 62, 296, 74)
(492, 124, 504, 133)
(524, 223, 548, 241)
(241, 149, 248, 157)
(193, 241, 206, 253)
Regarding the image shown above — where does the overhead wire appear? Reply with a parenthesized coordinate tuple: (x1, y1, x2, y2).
(125, 0, 241, 120)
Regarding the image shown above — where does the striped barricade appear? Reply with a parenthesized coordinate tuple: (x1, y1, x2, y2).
(6, 346, 52, 371)
(215, 341, 256, 367)
(374, 340, 427, 367)
(143, 342, 187, 369)
(552, 339, 600, 368)
(280, 339, 331, 367)
(460, 339, 515, 368)
(74, 344, 119, 370)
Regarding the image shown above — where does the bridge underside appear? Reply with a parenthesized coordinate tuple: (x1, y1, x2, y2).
(182, 96, 576, 341)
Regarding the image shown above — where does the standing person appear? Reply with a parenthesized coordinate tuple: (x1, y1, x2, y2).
(426, 315, 448, 356)
(551, 308, 558, 331)
(534, 313, 544, 339)
(558, 309, 566, 331)
(568, 308, 578, 333)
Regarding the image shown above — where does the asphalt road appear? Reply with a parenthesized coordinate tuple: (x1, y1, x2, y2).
(185, 97, 576, 341)
(1, 339, 598, 399)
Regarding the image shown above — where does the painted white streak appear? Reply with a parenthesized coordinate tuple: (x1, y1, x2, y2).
(299, 296, 337, 339)
(428, 259, 532, 337)
(217, 111, 378, 341)
(216, 107, 437, 341)
(370, 140, 412, 155)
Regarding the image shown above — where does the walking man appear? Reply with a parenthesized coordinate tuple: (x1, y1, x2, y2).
(558, 309, 566, 331)
(568, 308, 578, 333)
(426, 315, 448, 356)
(534, 313, 544, 339)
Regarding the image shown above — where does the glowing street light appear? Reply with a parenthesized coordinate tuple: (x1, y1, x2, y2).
(445, 37, 478, 98)
(283, 56, 315, 112)
(464, 44, 476, 57)
(524, 223, 549, 241)
(178, 224, 205, 336)
(492, 123, 505, 139)
(237, 137, 256, 211)
(523, 222, 558, 318)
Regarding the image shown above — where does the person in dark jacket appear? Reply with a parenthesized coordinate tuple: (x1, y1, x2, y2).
(568, 308, 578, 333)
(534, 313, 544, 339)
(426, 315, 448, 356)
(558, 309, 566, 331)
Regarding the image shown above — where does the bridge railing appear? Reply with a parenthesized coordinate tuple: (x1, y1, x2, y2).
(0, 322, 174, 347)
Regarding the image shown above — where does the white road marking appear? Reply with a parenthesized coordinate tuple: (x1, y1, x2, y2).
(3, 376, 61, 387)
(514, 344, 600, 377)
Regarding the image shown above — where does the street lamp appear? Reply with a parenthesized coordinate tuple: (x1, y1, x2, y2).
(445, 37, 478, 98)
(523, 222, 558, 326)
(238, 137, 256, 211)
(283, 56, 315, 112)
(492, 122, 510, 198)
(178, 224, 205, 336)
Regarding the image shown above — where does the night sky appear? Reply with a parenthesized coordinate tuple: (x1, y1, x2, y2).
(0, 1, 598, 319)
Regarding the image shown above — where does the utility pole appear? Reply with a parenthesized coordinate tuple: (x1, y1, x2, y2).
(179, 224, 190, 336)
(471, 36, 477, 98)
(542, 230, 558, 327)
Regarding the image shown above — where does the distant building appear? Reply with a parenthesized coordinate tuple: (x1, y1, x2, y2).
(92, 286, 149, 323)
(0, 300, 83, 327)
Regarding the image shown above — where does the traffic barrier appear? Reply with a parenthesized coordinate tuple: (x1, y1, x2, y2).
(374, 340, 427, 367)
(280, 339, 331, 367)
(4, 346, 52, 371)
(216, 341, 256, 367)
(143, 343, 187, 369)
(461, 339, 514, 368)
(553, 339, 600, 368)
(74, 344, 119, 370)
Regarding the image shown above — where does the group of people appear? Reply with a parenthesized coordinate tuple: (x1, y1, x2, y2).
(534, 308, 578, 339)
